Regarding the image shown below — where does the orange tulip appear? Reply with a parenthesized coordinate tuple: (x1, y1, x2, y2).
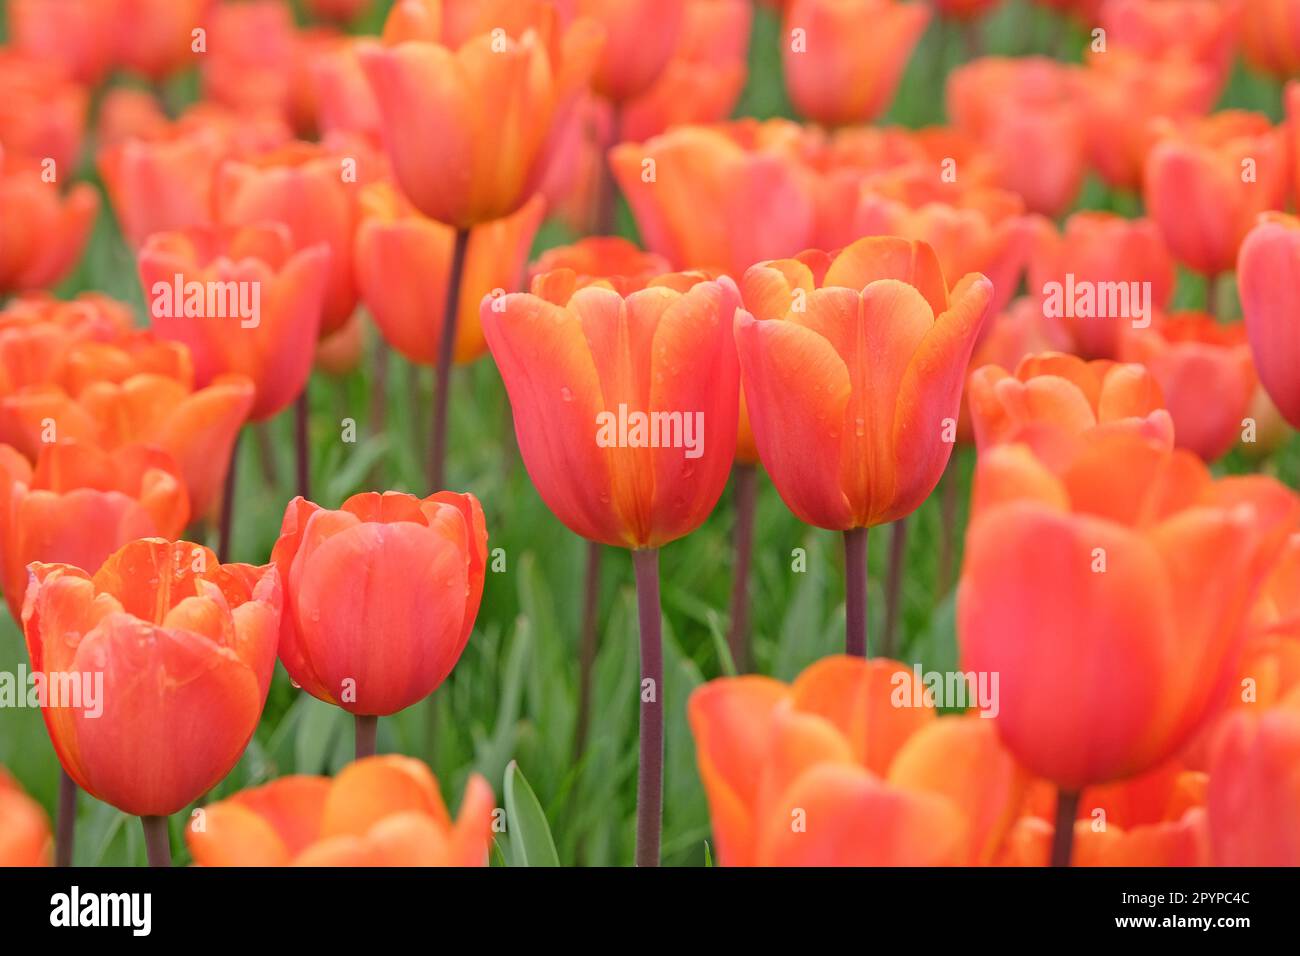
(0, 373, 254, 520)
(358, 9, 558, 228)
(959, 431, 1293, 792)
(201, 0, 300, 126)
(315, 313, 365, 377)
(1078, 51, 1215, 193)
(216, 141, 366, 334)
(948, 57, 1088, 217)
(967, 352, 1173, 457)
(689, 656, 1022, 866)
(528, 237, 673, 296)
(1101, 0, 1241, 97)
(1120, 311, 1255, 462)
(1143, 111, 1287, 277)
(0, 161, 98, 295)
(1238, 212, 1300, 429)
(0, 768, 52, 866)
(0, 441, 189, 620)
(577, 0, 686, 102)
(854, 168, 1037, 317)
(113, 0, 210, 81)
(611, 124, 818, 278)
(9, 0, 116, 84)
(0, 294, 134, 399)
(1207, 695, 1300, 865)
(312, 40, 384, 145)
(354, 182, 545, 366)
(1028, 212, 1175, 360)
(0, 51, 89, 175)
(271, 491, 487, 716)
(137, 223, 329, 421)
(736, 237, 992, 530)
(22, 538, 281, 817)
(187, 756, 493, 867)
(1241, 0, 1300, 77)
(781, 0, 930, 127)
(482, 272, 740, 549)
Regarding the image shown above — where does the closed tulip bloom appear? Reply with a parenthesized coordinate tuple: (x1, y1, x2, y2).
(201, 0, 300, 124)
(9, 0, 116, 84)
(359, 15, 557, 228)
(0, 294, 134, 399)
(577, 0, 686, 102)
(967, 352, 1173, 456)
(0, 52, 89, 175)
(1241, 0, 1300, 77)
(188, 756, 493, 867)
(137, 223, 329, 421)
(781, 0, 930, 126)
(272, 491, 487, 717)
(0, 441, 189, 620)
(1207, 697, 1300, 865)
(354, 182, 545, 366)
(482, 272, 740, 549)
(1029, 212, 1176, 360)
(216, 141, 364, 334)
(0, 373, 254, 519)
(0, 163, 98, 295)
(1102, 0, 1241, 96)
(611, 124, 817, 278)
(689, 656, 1020, 866)
(22, 539, 281, 818)
(114, 0, 210, 81)
(1144, 112, 1287, 277)
(528, 237, 673, 297)
(0, 768, 52, 866)
(1238, 213, 1300, 429)
(959, 431, 1293, 791)
(1120, 312, 1255, 462)
(737, 237, 992, 530)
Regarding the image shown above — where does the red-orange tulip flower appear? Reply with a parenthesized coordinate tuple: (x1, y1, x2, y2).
(854, 168, 1037, 317)
(967, 353, 1173, 456)
(960, 431, 1293, 794)
(1101, 0, 1241, 96)
(1029, 212, 1175, 360)
(272, 491, 487, 717)
(359, 11, 558, 228)
(137, 223, 329, 421)
(482, 272, 741, 549)
(932, 0, 1003, 17)
(0, 52, 89, 176)
(528, 237, 673, 296)
(0, 162, 98, 295)
(1238, 212, 1300, 429)
(1207, 696, 1300, 865)
(201, 0, 300, 125)
(1120, 312, 1255, 462)
(737, 237, 992, 531)
(216, 141, 365, 334)
(354, 182, 545, 366)
(1078, 51, 1215, 193)
(0, 294, 133, 399)
(306, 0, 373, 24)
(0, 441, 189, 620)
(577, 0, 686, 102)
(1241, 0, 1300, 77)
(0, 373, 254, 520)
(113, 0, 210, 81)
(0, 767, 52, 866)
(1144, 112, 1287, 277)
(781, 0, 930, 127)
(948, 57, 1088, 217)
(315, 313, 365, 377)
(689, 656, 1023, 866)
(611, 124, 817, 278)
(187, 756, 493, 867)
(22, 538, 281, 817)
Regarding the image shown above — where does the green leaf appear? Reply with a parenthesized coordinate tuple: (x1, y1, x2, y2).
(503, 760, 559, 867)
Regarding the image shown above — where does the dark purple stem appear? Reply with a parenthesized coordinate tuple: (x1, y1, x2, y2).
(55, 768, 76, 867)
(141, 816, 171, 868)
(430, 228, 470, 492)
(844, 527, 868, 657)
(355, 714, 378, 760)
(295, 388, 310, 500)
(726, 464, 757, 672)
(1051, 789, 1080, 867)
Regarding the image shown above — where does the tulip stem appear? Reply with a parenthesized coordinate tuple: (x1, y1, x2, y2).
(217, 431, 241, 563)
(632, 548, 663, 867)
(55, 768, 77, 867)
(355, 715, 378, 760)
(295, 388, 311, 499)
(574, 539, 603, 761)
(1051, 789, 1080, 867)
(938, 462, 959, 598)
(141, 816, 171, 868)
(430, 228, 470, 492)
(882, 517, 909, 659)
(597, 105, 623, 235)
(843, 528, 869, 657)
(726, 464, 757, 673)
(1206, 273, 1220, 318)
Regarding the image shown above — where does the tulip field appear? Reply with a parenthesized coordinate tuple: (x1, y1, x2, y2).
(2, 0, 1300, 893)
